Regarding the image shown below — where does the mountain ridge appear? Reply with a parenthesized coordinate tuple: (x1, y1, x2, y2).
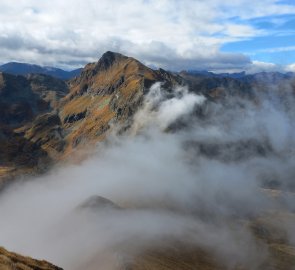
(0, 62, 82, 80)
(1, 51, 295, 180)
(2, 55, 294, 82)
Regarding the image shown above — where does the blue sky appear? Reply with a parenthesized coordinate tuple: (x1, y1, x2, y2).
(222, 13, 295, 65)
(0, 0, 295, 72)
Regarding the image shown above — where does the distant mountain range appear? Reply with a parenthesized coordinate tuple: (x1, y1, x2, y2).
(0, 62, 82, 80)
(1, 61, 294, 82)
(185, 70, 294, 81)
(185, 70, 247, 79)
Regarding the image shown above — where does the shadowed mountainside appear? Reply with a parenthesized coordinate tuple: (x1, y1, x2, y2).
(0, 73, 68, 182)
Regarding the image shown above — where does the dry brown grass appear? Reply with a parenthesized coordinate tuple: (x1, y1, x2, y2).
(130, 248, 223, 270)
(0, 247, 62, 270)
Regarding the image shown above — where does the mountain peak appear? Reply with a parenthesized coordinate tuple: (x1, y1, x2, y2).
(96, 51, 129, 71)
(101, 51, 127, 60)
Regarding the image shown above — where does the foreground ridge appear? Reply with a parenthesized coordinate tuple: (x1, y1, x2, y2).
(0, 247, 62, 270)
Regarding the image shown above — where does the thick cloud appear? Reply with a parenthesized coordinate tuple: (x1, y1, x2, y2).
(0, 82, 295, 269)
(0, 0, 294, 70)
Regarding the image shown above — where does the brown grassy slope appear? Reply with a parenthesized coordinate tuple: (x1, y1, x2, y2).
(129, 245, 225, 270)
(76, 195, 295, 270)
(0, 247, 62, 270)
(127, 211, 295, 270)
(59, 51, 183, 154)
(250, 211, 295, 270)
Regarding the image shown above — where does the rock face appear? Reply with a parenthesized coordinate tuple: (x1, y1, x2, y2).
(0, 247, 62, 270)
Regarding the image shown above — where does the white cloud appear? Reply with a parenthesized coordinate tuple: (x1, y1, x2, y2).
(246, 60, 280, 73)
(261, 46, 295, 53)
(286, 63, 295, 72)
(1, 82, 295, 269)
(0, 0, 294, 70)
